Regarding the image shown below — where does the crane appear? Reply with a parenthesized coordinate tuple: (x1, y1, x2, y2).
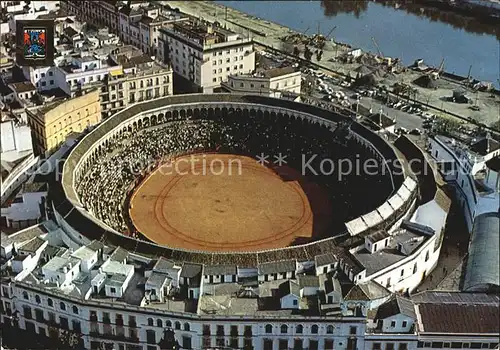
(371, 37, 383, 58)
(437, 58, 445, 74)
(429, 58, 445, 80)
(325, 25, 337, 41)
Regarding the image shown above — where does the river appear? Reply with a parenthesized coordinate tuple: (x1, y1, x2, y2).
(215, 0, 500, 86)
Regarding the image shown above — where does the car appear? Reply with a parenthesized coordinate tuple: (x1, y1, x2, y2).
(409, 128, 422, 135)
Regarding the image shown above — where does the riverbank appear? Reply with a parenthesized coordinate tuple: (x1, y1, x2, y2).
(158, 0, 499, 129)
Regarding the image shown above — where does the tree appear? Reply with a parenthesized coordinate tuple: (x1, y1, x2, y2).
(293, 46, 300, 57)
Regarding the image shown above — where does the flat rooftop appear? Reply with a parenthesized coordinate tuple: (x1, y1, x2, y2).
(354, 230, 425, 275)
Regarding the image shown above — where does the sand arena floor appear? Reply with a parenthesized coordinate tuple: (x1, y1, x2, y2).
(129, 154, 332, 252)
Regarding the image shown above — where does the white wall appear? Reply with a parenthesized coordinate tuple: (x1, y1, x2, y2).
(1, 191, 47, 226)
(381, 314, 415, 333)
(0, 120, 33, 162)
(281, 294, 299, 309)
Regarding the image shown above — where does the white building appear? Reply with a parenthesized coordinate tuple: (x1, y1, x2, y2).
(3, 1, 60, 32)
(0, 182, 47, 229)
(0, 118, 33, 164)
(222, 66, 302, 98)
(427, 134, 499, 293)
(158, 20, 256, 92)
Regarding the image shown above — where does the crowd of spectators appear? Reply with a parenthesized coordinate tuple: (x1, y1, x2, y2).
(76, 109, 394, 239)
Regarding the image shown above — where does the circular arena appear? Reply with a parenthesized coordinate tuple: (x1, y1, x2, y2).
(57, 94, 407, 265)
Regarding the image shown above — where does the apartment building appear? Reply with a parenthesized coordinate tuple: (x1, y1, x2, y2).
(26, 90, 101, 156)
(1, 222, 498, 350)
(158, 20, 256, 92)
(22, 46, 173, 118)
(222, 66, 301, 98)
(62, 1, 187, 57)
(68, 51, 173, 118)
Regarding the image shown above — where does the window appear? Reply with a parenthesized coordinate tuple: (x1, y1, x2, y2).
(425, 250, 430, 262)
(41, 73, 46, 78)
(390, 320, 396, 327)
(265, 324, 272, 334)
(400, 344, 408, 350)
(49, 80, 54, 85)
(213, 69, 217, 74)
(47, 298, 53, 307)
(413, 263, 418, 274)
(184, 323, 190, 331)
(157, 319, 162, 328)
(59, 302, 66, 311)
(451, 343, 462, 348)
(72, 306, 78, 314)
(311, 324, 319, 334)
(35, 295, 41, 304)
(239, 64, 243, 69)
(401, 269, 404, 277)
(387, 344, 395, 350)
(325, 340, 334, 350)
(402, 321, 407, 327)
(23, 291, 29, 300)
(296, 324, 303, 333)
(175, 321, 181, 330)
(72, 320, 81, 333)
(373, 344, 382, 350)
(148, 318, 154, 326)
(146, 329, 156, 344)
(280, 324, 288, 334)
(432, 343, 444, 348)
(213, 78, 217, 82)
(327, 325, 334, 334)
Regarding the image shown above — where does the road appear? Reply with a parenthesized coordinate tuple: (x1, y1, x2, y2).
(308, 75, 424, 131)
(160, 0, 500, 130)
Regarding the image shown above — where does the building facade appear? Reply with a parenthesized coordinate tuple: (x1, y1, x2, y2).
(26, 90, 102, 156)
(158, 21, 256, 92)
(222, 66, 301, 99)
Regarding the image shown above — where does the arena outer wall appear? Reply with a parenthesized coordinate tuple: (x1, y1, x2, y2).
(53, 94, 428, 285)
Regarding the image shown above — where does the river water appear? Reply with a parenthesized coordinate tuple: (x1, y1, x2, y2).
(216, 0, 499, 86)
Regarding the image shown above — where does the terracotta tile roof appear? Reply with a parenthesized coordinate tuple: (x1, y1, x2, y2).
(417, 303, 500, 334)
